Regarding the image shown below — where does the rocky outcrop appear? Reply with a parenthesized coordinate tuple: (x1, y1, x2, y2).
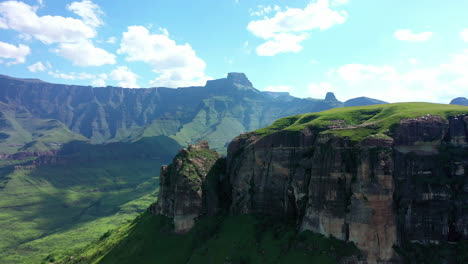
(225, 114, 468, 263)
(227, 129, 397, 263)
(152, 141, 220, 233)
(152, 105, 467, 263)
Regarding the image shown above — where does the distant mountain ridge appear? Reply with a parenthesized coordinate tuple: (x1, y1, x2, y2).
(9, 72, 466, 155)
(0, 72, 384, 154)
(344, 96, 387, 107)
(450, 97, 468, 106)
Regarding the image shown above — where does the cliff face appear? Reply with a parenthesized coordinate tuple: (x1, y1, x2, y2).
(153, 140, 220, 233)
(394, 115, 468, 244)
(226, 113, 468, 263)
(152, 103, 468, 263)
(227, 129, 397, 263)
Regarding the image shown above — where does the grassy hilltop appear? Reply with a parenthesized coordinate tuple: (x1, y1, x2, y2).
(254, 102, 468, 141)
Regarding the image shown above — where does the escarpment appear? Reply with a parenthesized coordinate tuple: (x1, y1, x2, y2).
(227, 126, 398, 263)
(154, 103, 468, 263)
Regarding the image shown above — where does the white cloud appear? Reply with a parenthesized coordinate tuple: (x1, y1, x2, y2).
(67, 0, 104, 28)
(460, 29, 468, 42)
(249, 5, 281, 17)
(335, 64, 397, 83)
(118, 25, 209, 87)
(408, 58, 418, 64)
(394, 29, 433, 42)
(256, 33, 308, 56)
(324, 49, 468, 102)
(247, 0, 348, 56)
(264, 85, 292, 92)
(110, 66, 140, 88)
(48, 70, 95, 80)
(0, 41, 30, 64)
(92, 79, 106, 86)
(158, 27, 169, 36)
(92, 74, 107, 87)
(106, 36, 117, 44)
(307, 82, 334, 99)
(331, 0, 349, 6)
(0, 1, 96, 44)
(28, 61, 47, 72)
(0, 1, 115, 66)
(310, 59, 318, 63)
(55, 40, 116, 66)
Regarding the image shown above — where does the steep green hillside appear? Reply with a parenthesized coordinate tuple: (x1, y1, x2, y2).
(254, 102, 468, 141)
(0, 103, 87, 154)
(45, 212, 360, 264)
(0, 138, 180, 264)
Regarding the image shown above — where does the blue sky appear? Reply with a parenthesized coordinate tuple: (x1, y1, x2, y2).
(0, 0, 467, 103)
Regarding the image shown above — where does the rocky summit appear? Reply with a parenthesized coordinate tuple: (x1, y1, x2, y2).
(153, 102, 468, 264)
(451, 97, 468, 106)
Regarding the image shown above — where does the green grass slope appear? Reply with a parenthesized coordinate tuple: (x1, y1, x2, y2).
(0, 104, 87, 154)
(254, 102, 468, 141)
(0, 137, 181, 264)
(46, 212, 360, 264)
(0, 159, 162, 264)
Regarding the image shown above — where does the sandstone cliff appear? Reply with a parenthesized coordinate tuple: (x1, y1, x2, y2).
(152, 140, 221, 233)
(154, 103, 468, 263)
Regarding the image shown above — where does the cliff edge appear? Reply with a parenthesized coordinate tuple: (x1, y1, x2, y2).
(154, 102, 468, 263)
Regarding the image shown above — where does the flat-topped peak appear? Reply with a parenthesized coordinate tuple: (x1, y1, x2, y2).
(227, 72, 252, 87)
(325, 92, 337, 101)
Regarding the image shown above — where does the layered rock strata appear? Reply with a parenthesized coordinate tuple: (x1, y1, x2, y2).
(154, 112, 468, 263)
(152, 140, 220, 233)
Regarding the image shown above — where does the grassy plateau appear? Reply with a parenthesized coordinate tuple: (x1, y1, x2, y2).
(254, 102, 468, 141)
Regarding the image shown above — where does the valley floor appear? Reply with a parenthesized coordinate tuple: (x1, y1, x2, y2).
(0, 158, 162, 264)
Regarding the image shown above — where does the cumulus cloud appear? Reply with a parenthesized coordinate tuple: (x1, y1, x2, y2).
(322, 49, 468, 102)
(247, 0, 348, 56)
(48, 70, 95, 80)
(48, 70, 109, 87)
(67, 0, 104, 28)
(110, 66, 140, 88)
(256, 33, 308, 56)
(118, 25, 209, 87)
(0, 1, 115, 66)
(461, 29, 468, 42)
(106, 36, 117, 44)
(0, 41, 30, 64)
(335, 64, 397, 83)
(394, 29, 433, 42)
(55, 40, 116, 66)
(0, 1, 96, 44)
(307, 82, 335, 99)
(28, 61, 48, 72)
(249, 5, 280, 17)
(264, 85, 292, 92)
(91, 73, 107, 87)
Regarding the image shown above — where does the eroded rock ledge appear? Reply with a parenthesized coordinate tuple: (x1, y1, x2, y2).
(151, 140, 221, 233)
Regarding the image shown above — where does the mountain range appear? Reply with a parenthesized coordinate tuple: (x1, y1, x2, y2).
(1, 72, 374, 155)
(0, 72, 466, 263)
